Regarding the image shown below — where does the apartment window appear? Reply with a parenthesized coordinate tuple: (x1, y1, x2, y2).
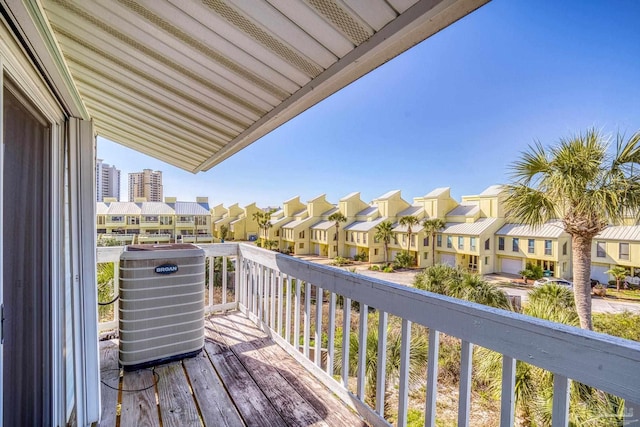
(128, 216, 139, 225)
(356, 234, 360, 243)
(364, 234, 367, 244)
(424, 252, 429, 259)
(144, 215, 158, 222)
(424, 237, 429, 246)
(333, 232, 336, 241)
(299, 243, 304, 249)
(484, 256, 489, 265)
(512, 238, 519, 252)
(528, 239, 535, 254)
(299, 231, 305, 239)
(458, 236, 464, 250)
(97, 216, 105, 225)
(470, 237, 476, 251)
(410, 235, 415, 247)
(562, 242, 568, 256)
(447, 236, 452, 249)
(160, 216, 172, 225)
(374, 248, 378, 255)
(437, 234, 442, 247)
(351, 232, 354, 243)
(544, 240, 552, 256)
(276, 230, 280, 237)
(620, 242, 630, 260)
(485, 238, 490, 250)
(498, 237, 504, 251)
(596, 242, 606, 257)
(402, 235, 406, 245)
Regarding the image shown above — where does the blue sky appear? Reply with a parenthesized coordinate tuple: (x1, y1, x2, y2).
(98, 0, 640, 208)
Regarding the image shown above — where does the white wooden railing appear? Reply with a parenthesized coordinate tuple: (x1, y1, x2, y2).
(97, 243, 640, 427)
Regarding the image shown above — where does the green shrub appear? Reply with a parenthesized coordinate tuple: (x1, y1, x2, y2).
(593, 312, 640, 341)
(393, 251, 415, 268)
(369, 264, 380, 271)
(383, 266, 394, 273)
(331, 256, 352, 266)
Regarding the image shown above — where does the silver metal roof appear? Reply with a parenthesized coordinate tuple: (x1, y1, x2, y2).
(106, 202, 141, 215)
(393, 223, 424, 233)
(282, 217, 314, 229)
(446, 202, 479, 217)
(140, 202, 175, 215)
(596, 225, 640, 242)
(311, 220, 335, 230)
(356, 206, 379, 216)
(344, 217, 387, 232)
(397, 205, 424, 217)
(374, 189, 400, 200)
(174, 201, 211, 216)
(96, 202, 109, 215)
(423, 187, 450, 198)
(496, 221, 566, 238)
(479, 184, 505, 196)
(23, 0, 486, 172)
(442, 218, 499, 235)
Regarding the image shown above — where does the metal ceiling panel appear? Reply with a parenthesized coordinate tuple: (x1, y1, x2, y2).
(26, 0, 488, 172)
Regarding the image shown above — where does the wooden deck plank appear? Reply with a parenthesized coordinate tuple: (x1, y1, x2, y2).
(183, 351, 245, 427)
(209, 315, 331, 427)
(99, 340, 119, 427)
(224, 313, 367, 427)
(204, 325, 286, 427)
(155, 362, 201, 427)
(119, 369, 161, 427)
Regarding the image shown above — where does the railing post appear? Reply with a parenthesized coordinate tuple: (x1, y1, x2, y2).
(341, 298, 351, 388)
(551, 374, 569, 427)
(285, 274, 292, 344)
(376, 311, 388, 416)
(222, 255, 228, 305)
(500, 356, 516, 427)
(356, 303, 368, 400)
(425, 329, 440, 427)
(113, 261, 120, 328)
(314, 286, 323, 367)
(304, 282, 311, 358)
(294, 279, 301, 352)
(397, 319, 411, 427)
(458, 340, 473, 427)
(208, 256, 214, 309)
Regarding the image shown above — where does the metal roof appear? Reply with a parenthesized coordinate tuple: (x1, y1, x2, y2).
(423, 187, 450, 198)
(496, 221, 566, 238)
(140, 202, 175, 215)
(446, 202, 479, 217)
(96, 202, 109, 215)
(393, 223, 424, 233)
(442, 218, 499, 235)
(344, 217, 387, 232)
(25, 0, 485, 172)
(374, 190, 400, 200)
(356, 206, 379, 216)
(311, 220, 335, 230)
(282, 217, 314, 229)
(479, 184, 505, 196)
(106, 202, 141, 215)
(596, 226, 640, 242)
(175, 201, 211, 215)
(397, 205, 423, 217)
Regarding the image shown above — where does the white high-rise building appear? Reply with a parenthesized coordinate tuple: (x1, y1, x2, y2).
(96, 159, 121, 201)
(128, 169, 163, 202)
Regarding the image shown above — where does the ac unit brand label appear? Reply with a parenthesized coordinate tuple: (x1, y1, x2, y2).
(155, 263, 179, 274)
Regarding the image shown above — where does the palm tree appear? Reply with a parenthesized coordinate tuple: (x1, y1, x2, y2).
(505, 128, 640, 330)
(398, 216, 419, 264)
(374, 220, 394, 264)
(328, 211, 347, 258)
(252, 209, 275, 246)
(422, 218, 446, 267)
(606, 266, 628, 292)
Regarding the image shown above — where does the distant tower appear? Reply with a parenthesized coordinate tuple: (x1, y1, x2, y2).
(128, 169, 163, 202)
(96, 159, 121, 201)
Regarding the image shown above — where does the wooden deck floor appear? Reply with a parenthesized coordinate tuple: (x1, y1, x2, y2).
(100, 312, 367, 427)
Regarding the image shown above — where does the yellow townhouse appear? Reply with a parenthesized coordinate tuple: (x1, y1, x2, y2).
(171, 197, 213, 243)
(229, 202, 261, 241)
(346, 190, 409, 262)
(210, 203, 228, 225)
(495, 221, 572, 279)
(435, 185, 506, 274)
(591, 225, 640, 285)
(281, 195, 334, 255)
(214, 203, 243, 240)
(102, 200, 141, 244)
(137, 201, 175, 244)
(390, 204, 425, 265)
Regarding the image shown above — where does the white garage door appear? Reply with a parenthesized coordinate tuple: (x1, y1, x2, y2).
(501, 258, 522, 275)
(440, 254, 456, 267)
(349, 246, 357, 258)
(314, 244, 320, 255)
(590, 264, 610, 284)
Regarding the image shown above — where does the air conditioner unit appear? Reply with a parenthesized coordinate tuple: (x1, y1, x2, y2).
(118, 244, 205, 370)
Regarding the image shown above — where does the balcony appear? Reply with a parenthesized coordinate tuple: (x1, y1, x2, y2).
(97, 243, 640, 426)
(176, 220, 196, 228)
(137, 233, 172, 243)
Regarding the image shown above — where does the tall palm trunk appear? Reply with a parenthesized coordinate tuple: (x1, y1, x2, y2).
(431, 232, 436, 267)
(572, 234, 593, 330)
(383, 241, 388, 263)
